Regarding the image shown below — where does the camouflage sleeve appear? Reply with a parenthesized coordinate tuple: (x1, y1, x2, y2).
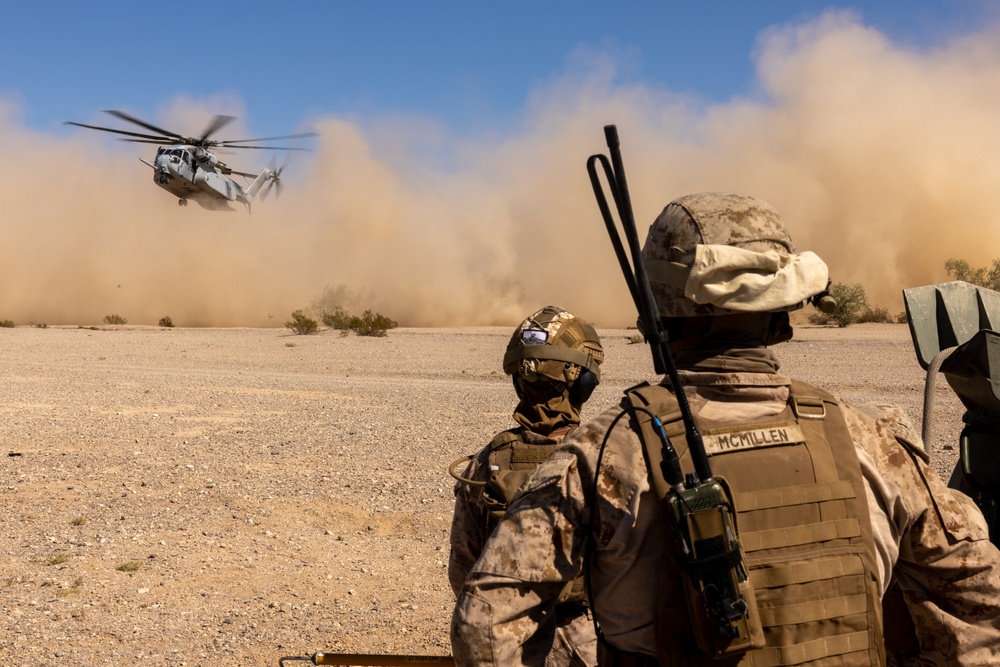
(451, 447, 589, 666)
(449, 448, 491, 597)
(846, 408, 1000, 664)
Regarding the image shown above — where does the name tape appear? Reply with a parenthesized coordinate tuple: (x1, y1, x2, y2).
(703, 423, 805, 456)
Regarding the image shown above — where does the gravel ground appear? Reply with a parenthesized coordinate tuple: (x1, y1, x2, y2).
(0, 323, 965, 666)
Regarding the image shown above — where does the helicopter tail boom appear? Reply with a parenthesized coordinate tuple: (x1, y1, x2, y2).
(245, 167, 276, 202)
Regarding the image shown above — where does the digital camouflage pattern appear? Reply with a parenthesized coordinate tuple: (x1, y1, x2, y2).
(642, 193, 802, 317)
(450, 426, 597, 667)
(451, 351, 1000, 665)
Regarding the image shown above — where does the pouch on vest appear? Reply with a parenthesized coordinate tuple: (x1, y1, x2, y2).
(668, 476, 765, 657)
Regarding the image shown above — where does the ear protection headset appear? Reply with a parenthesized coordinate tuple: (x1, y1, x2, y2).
(570, 366, 599, 403)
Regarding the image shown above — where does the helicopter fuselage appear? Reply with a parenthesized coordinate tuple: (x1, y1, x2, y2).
(151, 146, 247, 211)
(65, 110, 309, 212)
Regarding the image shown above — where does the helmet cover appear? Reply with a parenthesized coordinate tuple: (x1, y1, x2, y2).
(641, 193, 828, 317)
(503, 305, 603, 385)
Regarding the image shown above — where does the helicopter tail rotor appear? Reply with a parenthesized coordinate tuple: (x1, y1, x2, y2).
(260, 155, 290, 201)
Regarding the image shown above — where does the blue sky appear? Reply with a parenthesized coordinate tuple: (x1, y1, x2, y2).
(3, 1, 995, 139)
(3, 1, 1000, 327)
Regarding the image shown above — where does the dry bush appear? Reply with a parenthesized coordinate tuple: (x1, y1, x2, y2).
(349, 310, 398, 337)
(285, 310, 318, 335)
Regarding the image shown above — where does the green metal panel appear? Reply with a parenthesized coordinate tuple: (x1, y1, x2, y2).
(903, 281, 1000, 369)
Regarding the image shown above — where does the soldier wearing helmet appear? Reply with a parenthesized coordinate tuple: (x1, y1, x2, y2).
(449, 305, 603, 667)
(452, 194, 1000, 666)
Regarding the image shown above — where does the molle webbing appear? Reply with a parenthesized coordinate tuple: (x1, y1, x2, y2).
(483, 430, 560, 518)
(483, 429, 587, 606)
(627, 380, 883, 666)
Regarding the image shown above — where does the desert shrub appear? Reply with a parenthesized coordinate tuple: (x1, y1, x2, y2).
(322, 305, 352, 330)
(628, 333, 644, 344)
(348, 309, 398, 337)
(896, 311, 909, 324)
(858, 306, 892, 324)
(103, 314, 127, 325)
(285, 310, 319, 335)
(33, 323, 48, 329)
(0, 319, 14, 328)
(945, 257, 1000, 291)
(158, 316, 174, 328)
(828, 282, 869, 327)
(807, 282, 869, 327)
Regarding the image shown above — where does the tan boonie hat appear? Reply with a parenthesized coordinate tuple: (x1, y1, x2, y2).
(641, 193, 830, 317)
(503, 305, 603, 384)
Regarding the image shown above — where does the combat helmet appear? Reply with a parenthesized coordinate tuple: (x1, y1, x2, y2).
(503, 305, 604, 404)
(641, 193, 830, 317)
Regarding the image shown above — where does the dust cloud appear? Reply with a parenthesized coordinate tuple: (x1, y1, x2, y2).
(4, 10, 1000, 328)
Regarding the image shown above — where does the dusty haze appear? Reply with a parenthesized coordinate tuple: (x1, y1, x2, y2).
(4, 11, 1000, 327)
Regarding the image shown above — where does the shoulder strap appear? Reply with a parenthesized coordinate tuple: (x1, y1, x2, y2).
(626, 383, 684, 500)
(488, 429, 521, 451)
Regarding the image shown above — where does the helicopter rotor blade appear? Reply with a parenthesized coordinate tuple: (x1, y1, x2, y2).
(220, 132, 318, 145)
(103, 110, 185, 141)
(200, 115, 236, 142)
(120, 138, 182, 145)
(64, 121, 172, 142)
(214, 144, 313, 151)
(265, 178, 284, 200)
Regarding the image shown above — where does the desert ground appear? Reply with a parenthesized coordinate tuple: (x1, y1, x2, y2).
(0, 323, 965, 666)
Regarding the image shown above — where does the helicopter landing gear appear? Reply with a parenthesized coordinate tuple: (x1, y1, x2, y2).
(178, 198, 188, 207)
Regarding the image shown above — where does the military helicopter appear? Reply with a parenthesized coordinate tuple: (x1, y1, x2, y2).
(66, 110, 316, 211)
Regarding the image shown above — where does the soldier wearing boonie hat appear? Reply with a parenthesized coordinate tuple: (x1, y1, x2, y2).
(449, 305, 603, 666)
(452, 194, 1000, 666)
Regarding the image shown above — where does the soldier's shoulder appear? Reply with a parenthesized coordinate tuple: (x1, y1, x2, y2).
(844, 400, 929, 463)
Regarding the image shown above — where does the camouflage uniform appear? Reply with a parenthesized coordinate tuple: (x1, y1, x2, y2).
(450, 426, 597, 667)
(449, 306, 603, 667)
(451, 356, 1000, 665)
(451, 194, 1000, 665)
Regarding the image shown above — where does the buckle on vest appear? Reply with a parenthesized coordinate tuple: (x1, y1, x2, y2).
(791, 396, 827, 420)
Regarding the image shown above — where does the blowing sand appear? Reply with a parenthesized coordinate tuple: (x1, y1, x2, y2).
(0, 323, 964, 666)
